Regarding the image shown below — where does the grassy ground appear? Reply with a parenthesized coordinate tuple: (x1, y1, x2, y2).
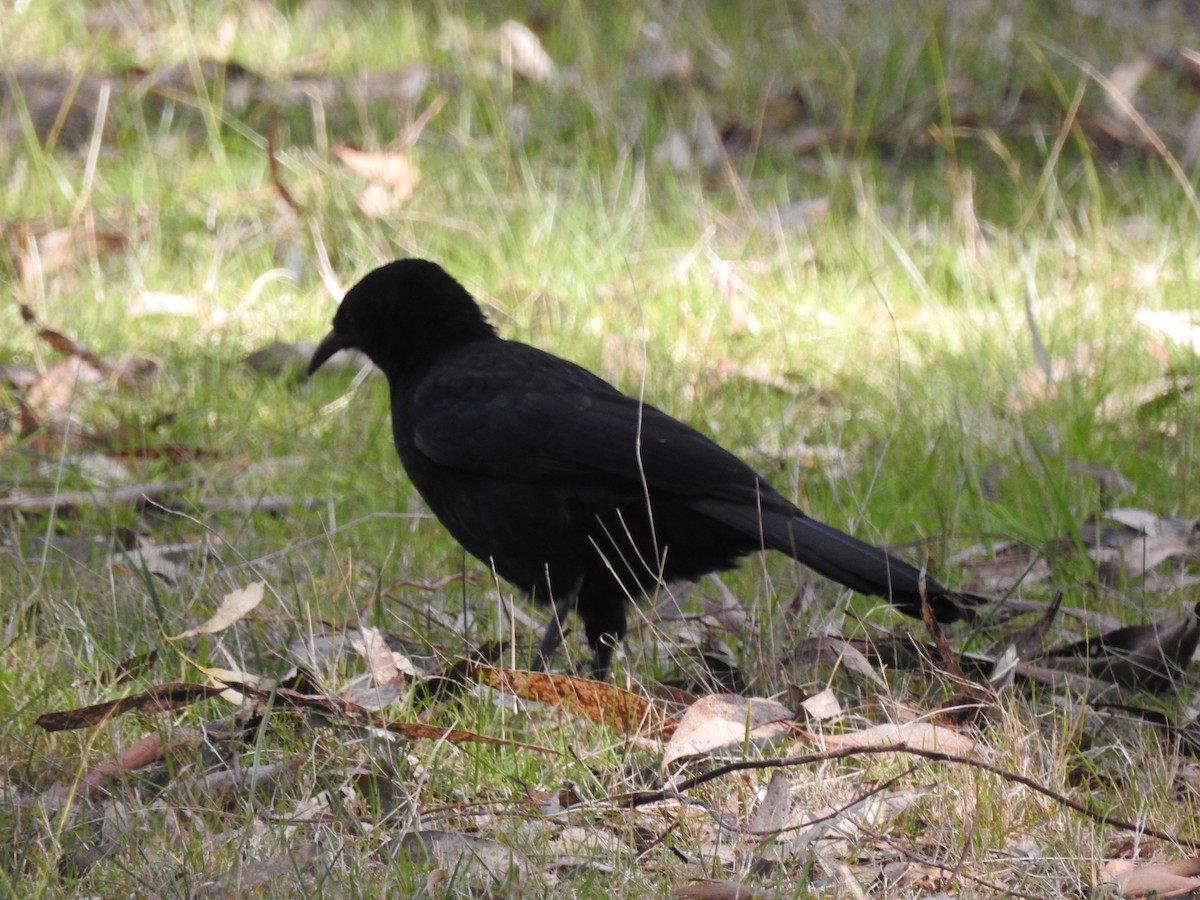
(3, 1, 1200, 896)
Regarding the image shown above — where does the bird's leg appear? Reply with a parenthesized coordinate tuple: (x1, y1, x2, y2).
(531, 593, 575, 672)
(591, 639, 614, 682)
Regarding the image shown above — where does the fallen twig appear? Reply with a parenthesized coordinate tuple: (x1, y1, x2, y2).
(0, 478, 201, 511)
(623, 742, 1200, 850)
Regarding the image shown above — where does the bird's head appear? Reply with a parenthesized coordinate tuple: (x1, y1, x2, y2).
(307, 258, 496, 381)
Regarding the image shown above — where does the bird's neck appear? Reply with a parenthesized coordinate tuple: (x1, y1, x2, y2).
(379, 329, 497, 388)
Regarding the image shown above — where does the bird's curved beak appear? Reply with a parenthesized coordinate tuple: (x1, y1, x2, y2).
(307, 329, 352, 377)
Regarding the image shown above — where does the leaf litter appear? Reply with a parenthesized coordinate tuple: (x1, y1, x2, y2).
(20, 453, 1200, 894)
(9, 20, 1200, 898)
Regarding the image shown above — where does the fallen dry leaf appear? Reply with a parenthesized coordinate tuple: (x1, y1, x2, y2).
(793, 786, 928, 858)
(168, 582, 265, 640)
(799, 688, 843, 722)
(815, 721, 979, 756)
(0, 362, 37, 390)
(1105, 507, 1194, 536)
(35, 683, 226, 731)
(193, 840, 324, 896)
(1104, 55, 1157, 137)
(476, 666, 673, 739)
(1186, 106, 1200, 168)
(351, 625, 416, 685)
(196, 664, 274, 703)
(42, 451, 131, 488)
(334, 145, 420, 218)
(770, 196, 831, 227)
(337, 682, 407, 712)
(953, 507, 1200, 593)
(1096, 373, 1192, 424)
(128, 291, 199, 317)
(1095, 533, 1197, 583)
(673, 880, 764, 899)
(386, 831, 533, 890)
(22, 356, 107, 435)
(749, 769, 791, 833)
(1135, 309, 1200, 356)
(663, 694, 793, 767)
(1100, 856, 1200, 898)
(699, 574, 749, 630)
(790, 635, 888, 689)
(1084, 508, 1200, 584)
(1045, 601, 1200, 692)
(15, 219, 129, 285)
(498, 20, 556, 84)
(18, 302, 108, 371)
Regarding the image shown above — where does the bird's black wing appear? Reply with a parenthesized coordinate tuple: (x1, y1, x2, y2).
(409, 339, 773, 502)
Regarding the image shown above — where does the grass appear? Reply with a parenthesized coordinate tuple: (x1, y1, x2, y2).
(3, 0, 1200, 895)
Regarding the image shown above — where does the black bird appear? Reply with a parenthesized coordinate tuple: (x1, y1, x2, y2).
(309, 259, 976, 677)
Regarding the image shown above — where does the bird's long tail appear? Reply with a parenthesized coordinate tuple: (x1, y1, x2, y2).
(770, 513, 975, 621)
(690, 497, 978, 622)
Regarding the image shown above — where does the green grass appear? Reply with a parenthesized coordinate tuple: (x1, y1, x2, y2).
(3, 0, 1200, 895)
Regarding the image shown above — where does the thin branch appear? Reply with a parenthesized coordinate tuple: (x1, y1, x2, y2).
(622, 743, 1200, 849)
(266, 119, 303, 215)
(0, 478, 201, 511)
